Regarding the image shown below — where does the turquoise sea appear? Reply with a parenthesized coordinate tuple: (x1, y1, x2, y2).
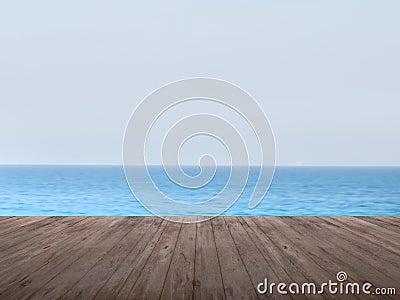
(0, 166, 399, 216)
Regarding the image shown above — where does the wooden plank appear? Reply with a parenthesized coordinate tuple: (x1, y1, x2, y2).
(387, 216, 400, 223)
(0, 217, 110, 291)
(0, 217, 63, 252)
(27, 217, 142, 300)
(93, 217, 167, 299)
(341, 217, 400, 246)
(0, 216, 398, 299)
(0, 217, 132, 300)
(276, 217, 399, 293)
(260, 217, 372, 299)
(358, 217, 400, 233)
(290, 217, 399, 300)
(313, 217, 400, 268)
(0, 217, 84, 268)
(212, 217, 258, 300)
(0, 217, 45, 234)
(126, 219, 182, 299)
(225, 217, 290, 300)
(324, 217, 400, 255)
(245, 217, 334, 300)
(0, 217, 22, 225)
(160, 217, 197, 300)
(239, 217, 299, 300)
(0, 217, 56, 239)
(193, 217, 225, 300)
(0, 217, 57, 235)
(60, 217, 158, 299)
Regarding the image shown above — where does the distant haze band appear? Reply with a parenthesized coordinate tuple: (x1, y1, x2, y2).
(123, 78, 276, 222)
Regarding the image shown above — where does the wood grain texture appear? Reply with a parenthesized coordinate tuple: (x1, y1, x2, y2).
(193, 217, 225, 300)
(0, 217, 398, 299)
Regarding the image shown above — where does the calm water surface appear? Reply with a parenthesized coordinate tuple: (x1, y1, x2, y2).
(0, 166, 398, 216)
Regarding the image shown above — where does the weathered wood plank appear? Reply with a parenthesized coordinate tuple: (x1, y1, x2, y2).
(212, 217, 258, 300)
(60, 217, 157, 300)
(126, 219, 182, 299)
(324, 217, 400, 255)
(0, 217, 48, 235)
(0, 216, 398, 299)
(193, 217, 225, 300)
(0, 217, 112, 293)
(27, 218, 142, 300)
(0, 217, 132, 300)
(0, 217, 85, 268)
(339, 217, 400, 246)
(0, 216, 23, 225)
(275, 217, 399, 297)
(246, 217, 333, 300)
(160, 217, 197, 300)
(314, 217, 400, 268)
(239, 217, 298, 300)
(0, 217, 57, 240)
(225, 217, 286, 300)
(94, 217, 167, 299)
(358, 217, 400, 233)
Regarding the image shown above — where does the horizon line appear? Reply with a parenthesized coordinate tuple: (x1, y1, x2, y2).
(0, 163, 399, 167)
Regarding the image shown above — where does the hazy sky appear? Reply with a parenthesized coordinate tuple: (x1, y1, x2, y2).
(1, 1, 399, 166)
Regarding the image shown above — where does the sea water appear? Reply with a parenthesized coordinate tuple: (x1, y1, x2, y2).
(0, 166, 398, 216)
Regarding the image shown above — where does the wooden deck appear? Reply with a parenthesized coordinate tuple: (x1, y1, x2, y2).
(0, 217, 398, 299)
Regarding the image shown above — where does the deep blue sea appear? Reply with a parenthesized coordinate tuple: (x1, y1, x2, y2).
(0, 166, 398, 216)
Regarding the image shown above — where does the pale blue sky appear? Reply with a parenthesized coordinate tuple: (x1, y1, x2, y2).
(0, 1, 399, 165)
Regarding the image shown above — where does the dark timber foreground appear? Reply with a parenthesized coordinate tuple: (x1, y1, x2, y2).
(0, 217, 398, 299)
